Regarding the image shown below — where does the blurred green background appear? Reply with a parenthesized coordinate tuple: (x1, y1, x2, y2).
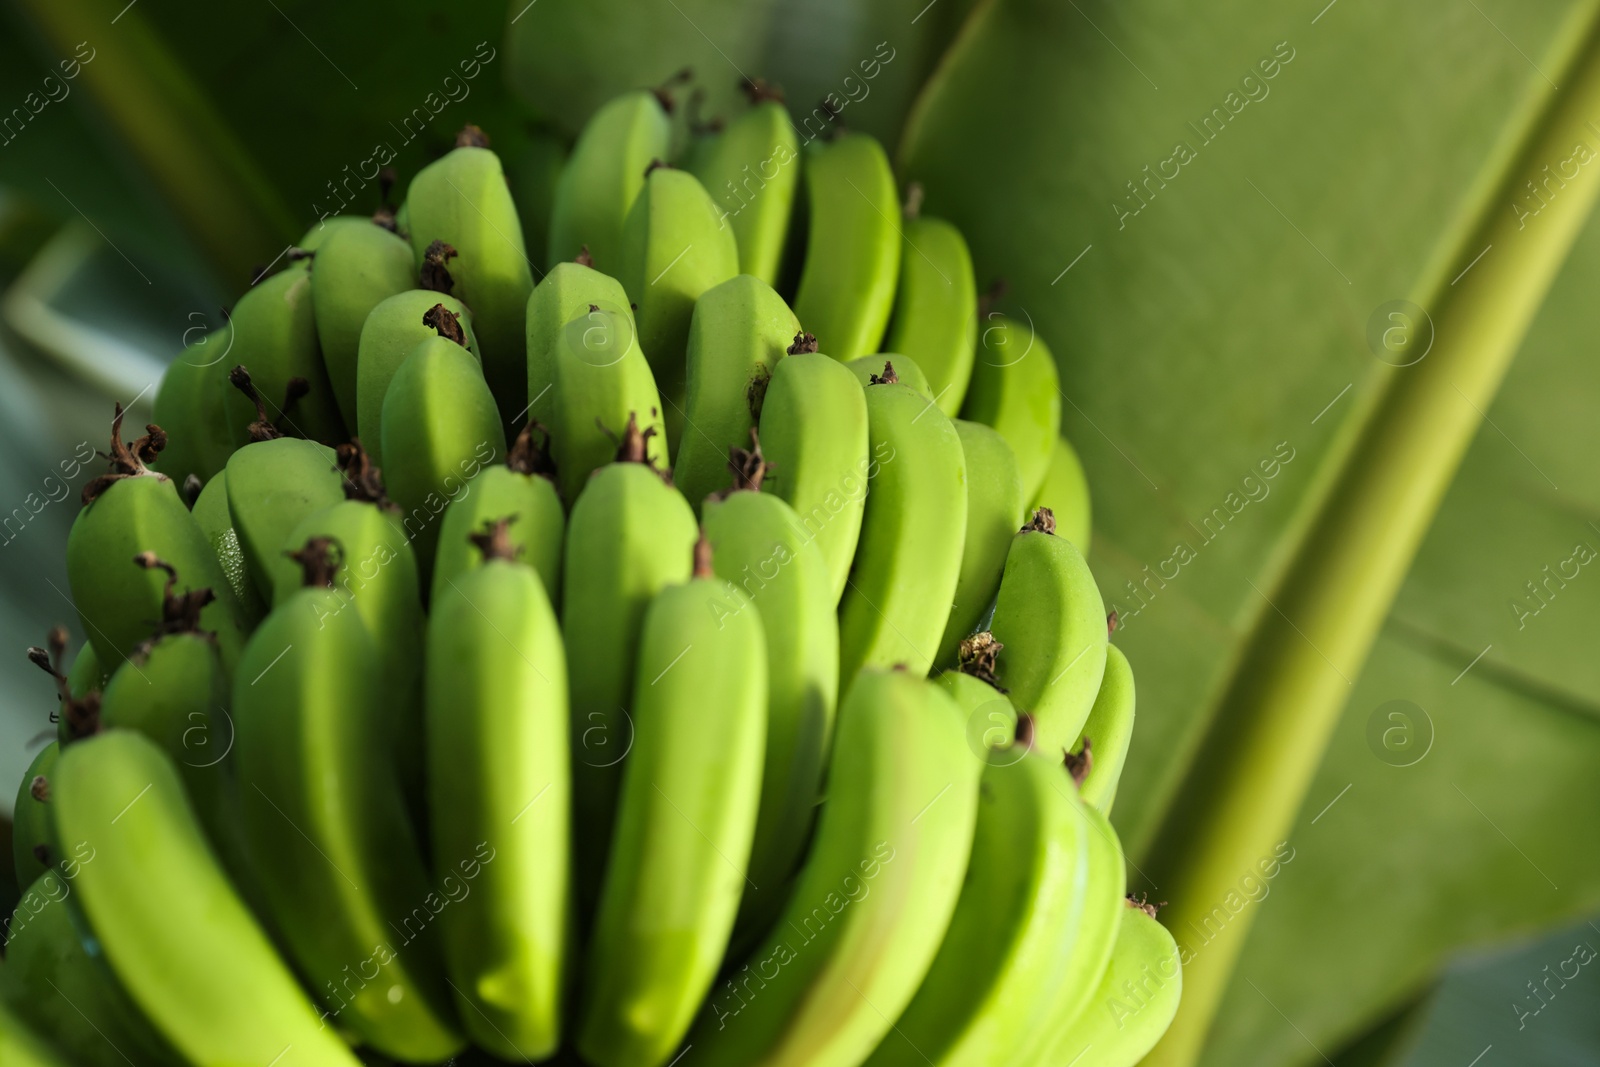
(2, 0, 1599, 1064)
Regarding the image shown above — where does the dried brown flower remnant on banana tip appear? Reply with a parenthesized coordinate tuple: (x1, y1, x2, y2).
(82, 405, 169, 505)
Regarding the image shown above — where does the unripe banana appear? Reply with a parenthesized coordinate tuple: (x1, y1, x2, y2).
(621, 164, 740, 446)
(1003, 782, 1128, 1065)
(406, 128, 537, 425)
(427, 520, 571, 1059)
(151, 321, 245, 485)
(1072, 643, 1135, 814)
(549, 306, 669, 507)
(703, 483, 841, 953)
(49, 730, 362, 1065)
(689, 93, 801, 285)
(682, 668, 981, 1067)
(189, 469, 267, 626)
(1031, 434, 1092, 555)
(862, 748, 1091, 1067)
(98, 622, 230, 842)
(380, 312, 507, 576)
(0, 1000, 71, 1066)
(986, 507, 1107, 757)
(525, 260, 636, 435)
(883, 204, 978, 416)
(937, 420, 1023, 667)
(1047, 899, 1183, 1067)
(838, 369, 968, 683)
(673, 275, 799, 511)
(269, 450, 428, 810)
(221, 262, 346, 445)
(234, 551, 463, 1061)
(1, 870, 183, 1067)
(356, 290, 479, 469)
(960, 315, 1060, 504)
(10, 742, 58, 888)
(67, 409, 246, 674)
(562, 460, 697, 922)
(935, 667, 1016, 732)
(298, 214, 372, 250)
(223, 426, 343, 603)
(310, 216, 417, 430)
(755, 351, 869, 604)
(845, 354, 931, 397)
(432, 426, 565, 606)
(792, 132, 901, 361)
(578, 537, 767, 1067)
(548, 90, 673, 271)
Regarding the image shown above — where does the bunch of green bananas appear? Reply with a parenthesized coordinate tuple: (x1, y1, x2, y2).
(2, 80, 1180, 1067)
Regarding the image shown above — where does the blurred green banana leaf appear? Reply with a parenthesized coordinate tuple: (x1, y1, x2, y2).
(894, 0, 1600, 1062)
(3, 0, 1600, 1063)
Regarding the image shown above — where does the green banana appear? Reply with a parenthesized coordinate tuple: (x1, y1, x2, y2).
(222, 413, 344, 602)
(960, 315, 1060, 505)
(67, 408, 246, 674)
(233, 545, 463, 1061)
(1014, 784, 1129, 1063)
(845, 354, 931, 397)
(189, 469, 267, 626)
(10, 740, 58, 888)
(221, 262, 346, 445)
(1031, 435, 1092, 555)
(525, 259, 636, 436)
(620, 163, 740, 446)
(838, 368, 968, 682)
(427, 520, 570, 1059)
(268, 447, 428, 808)
(755, 351, 870, 604)
(548, 90, 673, 271)
(682, 668, 981, 1067)
(151, 320, 244, 485)
(689, 91, 801, 285)
(937, 420, 1023, 667)
(1047, 899, 1183, 1067)
(98, 607, 230, 837)
(561, 459, 697, 921)
(578, 536, 768, 1067)
(882, 203, 978, 417)
(406, 127, 537, 425)
(356, 289, 479, 469)
(701, 470, 840, 949)
(548, 305, 669, 508)
(986, 507, 1107, 758)
(935, 667, 1017, 738)
(50, 730, 362, 1065)
(310, 215, 418, 430)
(861, 748, 1091, 1067)
(792, 133, 901, 361)
(673, 275, 799, 511)
(1071, 643, 1135, 814)
(1, 870, 183, 1067)
(0, 999, 71, 1067)
(298, 214, 373, 250)
(431, 426, 566, 606)
(380, 308, 507, 576)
